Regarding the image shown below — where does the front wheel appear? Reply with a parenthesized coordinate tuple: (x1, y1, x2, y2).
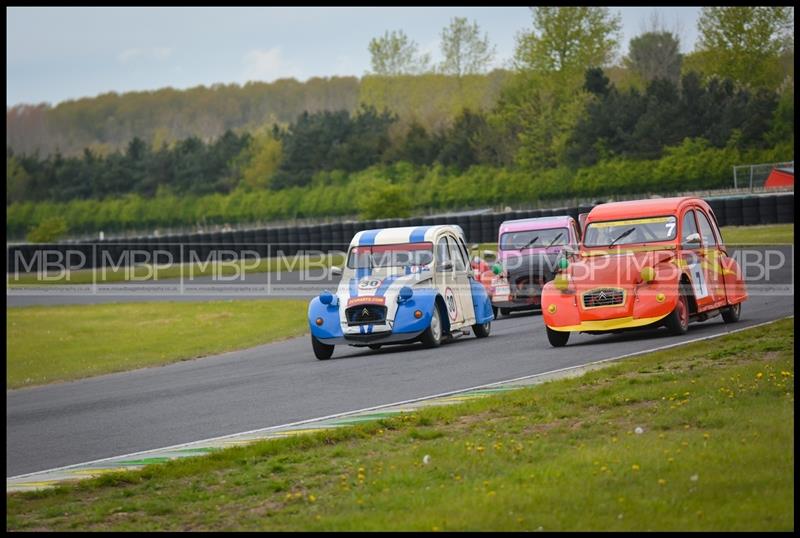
(664, 294, 690, 335)
(546, 326, 570, 347)
(420, 306, 443, 348)
(473, 321, 491, 338)
(721, 302, 741, 323)
(311, 335, 334, 360)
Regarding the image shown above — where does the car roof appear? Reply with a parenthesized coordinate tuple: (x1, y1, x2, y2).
(350, 225, 464, 246)
(500, 216, 572, 233)
(586, 197, 711, 223)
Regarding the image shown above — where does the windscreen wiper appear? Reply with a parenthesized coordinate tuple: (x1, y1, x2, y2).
(518, 236, 540, 250)
(608, 227, 636, 247)
(545, 232, 564, 249)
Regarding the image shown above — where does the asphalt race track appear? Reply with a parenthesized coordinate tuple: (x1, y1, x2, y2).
(6, 245, 794, 476)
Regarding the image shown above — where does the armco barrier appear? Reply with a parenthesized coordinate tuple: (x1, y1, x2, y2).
(5, 192, 794, 273)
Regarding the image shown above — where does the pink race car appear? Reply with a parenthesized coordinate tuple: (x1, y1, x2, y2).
(485, 216, 581, 317)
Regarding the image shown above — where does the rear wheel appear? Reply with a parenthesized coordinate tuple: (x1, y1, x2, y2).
(473, 320, 491, 338)
(420, 306, 443, 348)
(546, 326, 570, 347)
(664, 294, 690, 335)
(311, 335, 334, 360)
(721, 302, 741, 323)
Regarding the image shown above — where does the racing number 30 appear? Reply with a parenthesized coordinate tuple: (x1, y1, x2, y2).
(444, 287, 458, 320)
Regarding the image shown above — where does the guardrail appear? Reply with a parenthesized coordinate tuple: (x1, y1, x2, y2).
(6, 192, 794, 273)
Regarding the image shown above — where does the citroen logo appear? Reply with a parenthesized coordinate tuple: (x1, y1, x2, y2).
(598, 291, 607, 300)
(361, 308, 371, 317)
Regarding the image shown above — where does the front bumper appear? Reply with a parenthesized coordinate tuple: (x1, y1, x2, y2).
(318, 329, 426, 346)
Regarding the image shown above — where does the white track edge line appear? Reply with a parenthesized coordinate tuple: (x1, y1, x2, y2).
(8, 315, 793, 482)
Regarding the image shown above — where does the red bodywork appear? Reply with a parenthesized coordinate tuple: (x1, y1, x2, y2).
(542, 197, 748, 334)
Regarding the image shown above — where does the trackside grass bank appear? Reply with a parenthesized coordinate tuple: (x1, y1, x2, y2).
(7, 318, 794, 531)
(7, 252, 346, 286)
(6, 300, 308, 389)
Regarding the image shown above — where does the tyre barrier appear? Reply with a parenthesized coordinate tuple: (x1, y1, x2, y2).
(706, 198, 726, 227)
(741, 196, 760, 226)
(756, 196, 777, 225)
(724, 197, 744, 226)
(776, 193, 794, 224)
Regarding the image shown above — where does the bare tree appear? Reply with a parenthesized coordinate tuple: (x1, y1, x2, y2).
(439, 17, 496, 76)
(368, 30, 431, 76)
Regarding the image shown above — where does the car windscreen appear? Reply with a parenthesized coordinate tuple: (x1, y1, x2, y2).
(500, 228, 569, 250)
(583, 216, 677, 247)
(347, 242, 434, 269)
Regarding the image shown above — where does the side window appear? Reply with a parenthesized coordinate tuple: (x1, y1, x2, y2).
(446, 236, 467, 272)
(696, 210, 718, 247)
(435, 237, 451, 271)
(457, 237, 472, 267)
(681, 210, 699, 247)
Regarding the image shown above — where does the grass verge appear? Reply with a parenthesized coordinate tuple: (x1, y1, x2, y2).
(7, 252, 346, 286)
(7, 300, 308, 389)
(7, 318, 794, 531)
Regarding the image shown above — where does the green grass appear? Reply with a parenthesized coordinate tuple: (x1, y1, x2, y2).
(7, 318, 794, 531)
(7, 252, 345, 286)
(6, 300, 309, 389)
(718, 224, 794, 245)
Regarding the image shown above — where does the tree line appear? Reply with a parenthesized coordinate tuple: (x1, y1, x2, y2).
(6, 7, 795, 240)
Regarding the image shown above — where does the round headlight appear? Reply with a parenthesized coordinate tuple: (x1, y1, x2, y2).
(640, 267, 655, 283)
(554, 274, 569, 291)
(319, 290, 334, 305)
(398, 286, 413, 302)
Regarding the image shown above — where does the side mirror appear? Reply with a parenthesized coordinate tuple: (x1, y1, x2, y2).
(684, 233, 702, 246)
(330, 266, 343, 276)
(440, 261, 454, 272)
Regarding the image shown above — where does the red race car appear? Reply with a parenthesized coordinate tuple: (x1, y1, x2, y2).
(541, 197, 748, 347)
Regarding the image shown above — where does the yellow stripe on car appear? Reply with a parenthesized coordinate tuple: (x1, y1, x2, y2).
(547, 314, 668, 332)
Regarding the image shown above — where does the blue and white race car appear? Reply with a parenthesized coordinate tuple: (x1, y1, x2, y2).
(308, 225, 494, 359)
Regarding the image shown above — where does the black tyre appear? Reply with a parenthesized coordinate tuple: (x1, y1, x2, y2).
(473, 320, 491, 338)
(368, 344, 382, 350)
(664, 294, 690, 335)
(546, 326, 570, 347)
(311, 335, 334, 360)
(420, 305, 443, 348)
(721, 302, 741, 324)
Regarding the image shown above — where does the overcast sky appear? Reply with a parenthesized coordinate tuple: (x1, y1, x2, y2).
(6, 6, 702, 107)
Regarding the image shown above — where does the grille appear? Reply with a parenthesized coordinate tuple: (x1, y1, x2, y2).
(582, 288, 625, 308)
(346, 305, 387, 325)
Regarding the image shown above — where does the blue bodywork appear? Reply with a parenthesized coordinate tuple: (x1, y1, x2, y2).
(308, 289, 438, 345)
(470, 277, 495, 323)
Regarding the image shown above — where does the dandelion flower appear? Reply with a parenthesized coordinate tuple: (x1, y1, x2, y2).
(634, 427, 644, 435)
(423, 455, 431, 465)
(632, 464, 640, 471)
